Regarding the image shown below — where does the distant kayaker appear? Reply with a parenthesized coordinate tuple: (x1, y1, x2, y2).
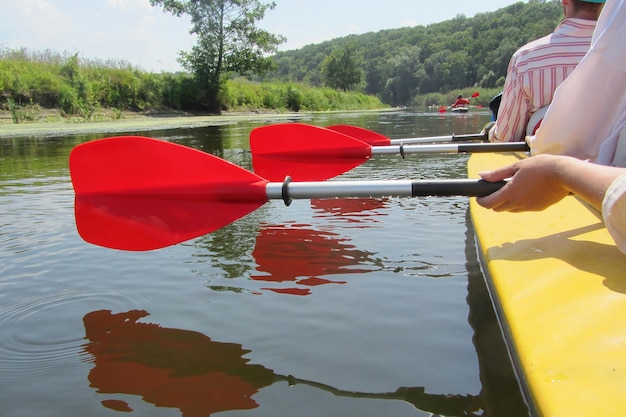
(477, 0, 626, 253)
(451, 95, 471, 108)
(489, 0, 606, 143)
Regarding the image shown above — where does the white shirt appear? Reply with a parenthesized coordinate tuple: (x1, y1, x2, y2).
(528, 0, 626, 166)
(603, 172, 626, 254)
(603, 127, 626, 254)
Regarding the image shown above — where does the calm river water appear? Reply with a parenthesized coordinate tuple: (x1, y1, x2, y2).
(0, 109, 530, 417)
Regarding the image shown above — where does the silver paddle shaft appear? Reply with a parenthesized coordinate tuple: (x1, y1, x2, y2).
(266, 178, 507, 205)
(387, 133, 486, 145)
(371, 142, 529, 156)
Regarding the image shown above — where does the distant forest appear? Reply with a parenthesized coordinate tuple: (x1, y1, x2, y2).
(1, 0, 565, 119)
(259, 0, 563, 106)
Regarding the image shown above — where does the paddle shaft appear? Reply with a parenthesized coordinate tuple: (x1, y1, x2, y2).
(326, 125, 489, 146)
(267, 178, 507, 204)
(386, 133, 487, 145)
(371, 141, 529, 157)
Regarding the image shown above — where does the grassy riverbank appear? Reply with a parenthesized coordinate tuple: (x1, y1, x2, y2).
(0, 107, 293, 138)
(0, 106, 400, 139)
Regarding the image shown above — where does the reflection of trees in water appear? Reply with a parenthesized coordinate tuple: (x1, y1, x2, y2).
(166, 123, 258, 171)
(189, 209, 262, 279)
(82, 309, 484, 417)
(1, 135, 89, 180)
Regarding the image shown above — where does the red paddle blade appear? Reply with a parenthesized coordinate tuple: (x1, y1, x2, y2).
(326, 125, 391, 146)
(471, 92, 480, 98)
(438, 106, 447, 113)
(70, 136, 268, 251)
(250, 123, 372, 181)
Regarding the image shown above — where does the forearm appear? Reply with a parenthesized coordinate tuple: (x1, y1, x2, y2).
(477, 154, 625, 213)
(553, 156, 624, 211)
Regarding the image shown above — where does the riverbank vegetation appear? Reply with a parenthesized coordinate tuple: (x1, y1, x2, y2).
(149, 0, 288, 115)
(1, 0, 562, 123)
(0, 48, 384, 124)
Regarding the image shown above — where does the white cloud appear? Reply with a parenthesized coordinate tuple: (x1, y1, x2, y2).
(107, 0, 152, 10)
(106, 0, 128, 7)
(0, 0, 73, 46)
(140, 14, 157, 25)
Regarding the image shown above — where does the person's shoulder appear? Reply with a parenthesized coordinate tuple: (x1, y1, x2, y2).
(511, 33, 554, 59)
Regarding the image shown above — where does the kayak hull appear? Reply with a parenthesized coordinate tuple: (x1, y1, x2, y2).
(468, 152, 626, 416)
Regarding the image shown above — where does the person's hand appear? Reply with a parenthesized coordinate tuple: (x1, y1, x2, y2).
(476, 154, 570, 212)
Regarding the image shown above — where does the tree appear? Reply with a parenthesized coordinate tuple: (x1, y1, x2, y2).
(439, 50, 471, 92)
(320, 42, 363, 92)
(421, 49, 452, 93)
(380, 46, 423, 106)
(150, 0, 285, 114)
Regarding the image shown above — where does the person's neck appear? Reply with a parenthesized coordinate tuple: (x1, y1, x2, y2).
(566, 7, 602, 21)
(567, 13, 599, 21)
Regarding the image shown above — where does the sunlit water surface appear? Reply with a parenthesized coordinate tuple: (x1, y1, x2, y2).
(0, 110, 529, 417)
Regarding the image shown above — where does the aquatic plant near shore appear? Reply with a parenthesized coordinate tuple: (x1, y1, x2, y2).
(7, 97, 18, 124)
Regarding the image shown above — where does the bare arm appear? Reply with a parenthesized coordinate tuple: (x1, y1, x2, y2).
(476, 154, 625, 212)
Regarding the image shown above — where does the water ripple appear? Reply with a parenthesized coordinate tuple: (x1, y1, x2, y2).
(0, 289, 154, 383)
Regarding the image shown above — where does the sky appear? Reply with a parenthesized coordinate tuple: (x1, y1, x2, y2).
(0, 0, 528, 73)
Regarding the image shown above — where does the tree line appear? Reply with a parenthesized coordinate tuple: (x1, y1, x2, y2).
(261, 0, 563, 106)
(1, 0, 563, 119)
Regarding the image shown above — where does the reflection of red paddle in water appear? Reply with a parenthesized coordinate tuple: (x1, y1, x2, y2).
(82, 309, 484, 416)
(311, 197, 389, 221)
(251, 224, 377, 295)
(83, 309, 275, 416)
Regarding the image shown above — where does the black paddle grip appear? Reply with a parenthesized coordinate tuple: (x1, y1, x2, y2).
(411, 179, 507, 197)
(457, 142, 529, 153)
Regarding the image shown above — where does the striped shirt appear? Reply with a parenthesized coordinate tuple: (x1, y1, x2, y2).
(490, 18, 597, 142)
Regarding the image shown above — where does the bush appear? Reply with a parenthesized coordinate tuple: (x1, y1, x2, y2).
(0, 47, 388, 115)
(285, 86, 302, 112)
(59, 83, 79, 115)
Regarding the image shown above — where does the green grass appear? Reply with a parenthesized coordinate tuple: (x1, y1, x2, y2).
(1, 47, 388, 119)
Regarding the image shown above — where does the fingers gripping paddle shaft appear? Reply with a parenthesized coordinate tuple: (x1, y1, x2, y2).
(327, 125, 487, 146)
(70, 136, 506, 251)
(251, 123, 528, 181)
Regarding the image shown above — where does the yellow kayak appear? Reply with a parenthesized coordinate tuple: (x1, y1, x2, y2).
(468, 152, 626, 416)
